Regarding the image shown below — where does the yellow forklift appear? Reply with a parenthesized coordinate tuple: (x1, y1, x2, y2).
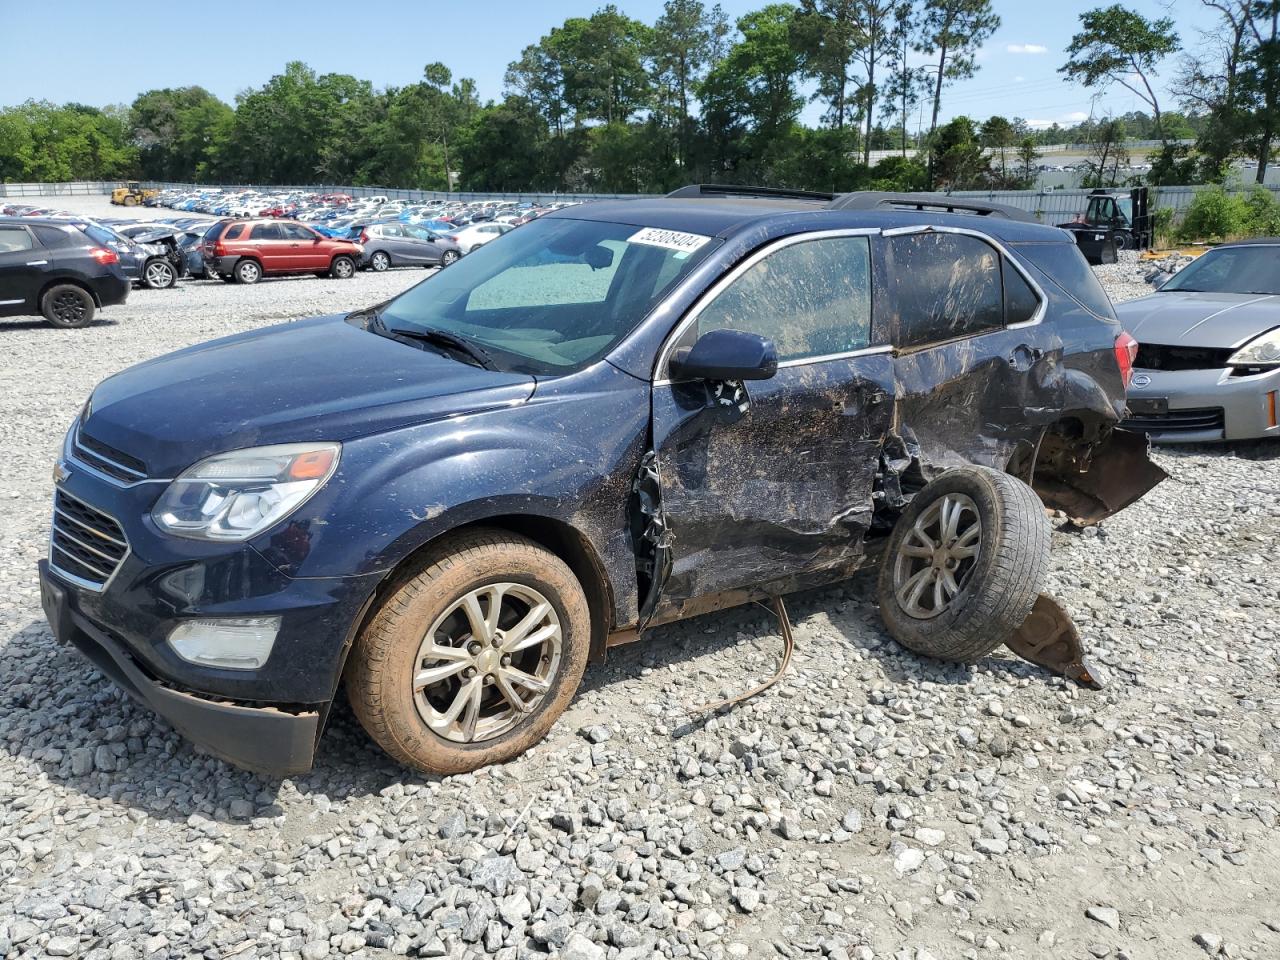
(111, 181, 159, 207)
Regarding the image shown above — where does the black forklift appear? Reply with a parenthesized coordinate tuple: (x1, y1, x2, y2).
(1056, 187, 1152, 264)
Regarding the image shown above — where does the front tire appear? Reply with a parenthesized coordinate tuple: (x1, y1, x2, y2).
(877, 466, 1049, 664)
(329, 255, 355, 279)
(41, 284, 95, 328)
(347, 530, 590, 775)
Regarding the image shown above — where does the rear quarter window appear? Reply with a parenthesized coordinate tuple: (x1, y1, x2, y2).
(1013, 241, 1115, 319)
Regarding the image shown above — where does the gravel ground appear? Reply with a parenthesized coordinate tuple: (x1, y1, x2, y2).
(0, 209, 1277, 960)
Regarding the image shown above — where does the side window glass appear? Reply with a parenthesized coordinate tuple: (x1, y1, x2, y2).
(890, 232, 1004, 348)
(1004, 259, 1041, 325)
(223, 224, 245, 240)
(383, 224, 404, 238)
(691, 236, 872, 364)
(285, 224, 316, 240)
(0, 227, 35, 252)
(254, 223, 283, 241)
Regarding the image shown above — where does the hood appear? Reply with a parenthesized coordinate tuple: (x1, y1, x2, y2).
(1114, 292, 1280, 349)
(84, 314, 535, 477)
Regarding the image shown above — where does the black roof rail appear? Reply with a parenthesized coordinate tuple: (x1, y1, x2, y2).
(666, 183, 835, 202)
(827, 191, 1037, 223)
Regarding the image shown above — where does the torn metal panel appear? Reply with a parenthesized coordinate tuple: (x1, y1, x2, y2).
(649, 352, 895, 609)
(1006, 594, 1106, 689)
(1033, 424, 1168, 525)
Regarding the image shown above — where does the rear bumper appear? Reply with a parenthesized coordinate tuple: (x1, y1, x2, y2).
(40, 561, 320, 775)
(92, 272, 132, 307)
(1124, 366, 1280, 442)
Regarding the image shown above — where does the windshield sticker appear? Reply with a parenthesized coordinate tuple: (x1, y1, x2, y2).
(627, 227, 711, 255)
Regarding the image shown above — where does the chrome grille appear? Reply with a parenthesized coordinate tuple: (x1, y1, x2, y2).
(73, 428, 148, 483)
(50, 490, 129, 590)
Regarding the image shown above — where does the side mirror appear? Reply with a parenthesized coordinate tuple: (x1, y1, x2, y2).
(669, 329, 778, 382)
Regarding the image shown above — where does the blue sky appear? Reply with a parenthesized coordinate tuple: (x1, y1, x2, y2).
(0, 0, 1213, 130)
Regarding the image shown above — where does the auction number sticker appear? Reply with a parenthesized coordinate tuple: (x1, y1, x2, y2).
(628, 227, 711, 257)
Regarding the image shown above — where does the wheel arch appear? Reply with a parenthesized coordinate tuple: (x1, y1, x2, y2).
(38, 277, 100, 308)
(336, 513, 617, 699)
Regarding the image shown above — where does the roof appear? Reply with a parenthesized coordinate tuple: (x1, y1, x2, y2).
(548, 197, 1069, 244)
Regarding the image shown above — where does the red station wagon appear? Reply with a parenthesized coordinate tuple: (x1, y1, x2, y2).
(202, 219, 363, 284)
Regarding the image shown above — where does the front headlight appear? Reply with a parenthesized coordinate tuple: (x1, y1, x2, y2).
(152, 442, 340, 542)
(1227, 327, 1280, 368)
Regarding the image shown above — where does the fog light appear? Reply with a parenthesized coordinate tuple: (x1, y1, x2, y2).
(168, 617, 281, 670)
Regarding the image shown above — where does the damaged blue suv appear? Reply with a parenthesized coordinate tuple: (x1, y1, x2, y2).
(39, 186, 1164, 776)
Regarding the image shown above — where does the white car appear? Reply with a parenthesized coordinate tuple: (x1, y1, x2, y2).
(450, 222, 514, 254)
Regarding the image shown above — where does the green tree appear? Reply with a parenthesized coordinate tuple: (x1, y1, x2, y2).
(929, 115, 988, 187)
(129, 87, 233, 181)
(919, 0, 1000, 145)
(979, 114, 1014, 182)
(1015, 135, 1041, 187)
(651, 0, 726, 170)
(883, 2, 925, 157)
(1060, 5, 1180, 146)
(1078, 117, 1129, 187)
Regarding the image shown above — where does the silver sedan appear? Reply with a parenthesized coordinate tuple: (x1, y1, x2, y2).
(1115, 240, 1280, 442)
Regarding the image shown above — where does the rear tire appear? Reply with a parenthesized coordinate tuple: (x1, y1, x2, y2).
(877, 466, 1049, 664)
(346, 529, 590, 775)
(233, 259, 261, 284)
(40, 285, 95, 328)
(370, 251, 391, 272)
(329, 255, 355, 279)
(441, 250, 460, 266)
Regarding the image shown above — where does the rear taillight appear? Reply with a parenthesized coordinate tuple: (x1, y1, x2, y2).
(214, 242, 227, 257)
(89, 247, 118, 266)
(358, 231, 369, 244)
(1115, 331, 1138, 389)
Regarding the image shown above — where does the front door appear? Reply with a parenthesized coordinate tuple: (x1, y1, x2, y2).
(649, 231, 894, 610)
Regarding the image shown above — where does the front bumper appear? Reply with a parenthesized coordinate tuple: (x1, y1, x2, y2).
(1124, 366, 1280, 442)
(40, 561, 320, 775)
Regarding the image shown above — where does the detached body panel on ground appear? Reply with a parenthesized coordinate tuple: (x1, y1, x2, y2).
(40, 194, 1163, 775)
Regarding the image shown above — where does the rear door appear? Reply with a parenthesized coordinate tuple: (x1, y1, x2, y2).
(648, 230, 894, 610)
(884, 227, 1050, 471)
(249, 222, 289, 272)
(0, 224, 45, 312)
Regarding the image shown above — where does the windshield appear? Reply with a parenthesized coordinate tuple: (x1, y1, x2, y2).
(378, 216, 719, 373)
(1160, 245, 1280, 295)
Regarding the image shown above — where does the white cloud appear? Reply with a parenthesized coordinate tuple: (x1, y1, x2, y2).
(1024, 111, 1091, 129)
(1007, 43, 1048, 54)
(1015, 75, 1025, 83)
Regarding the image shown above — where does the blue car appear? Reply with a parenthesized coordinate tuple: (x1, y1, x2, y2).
(38, 186, 1164, 776)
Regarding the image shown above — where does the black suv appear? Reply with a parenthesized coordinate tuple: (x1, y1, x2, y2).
(0, 218, 131, 327)
(39, 186, 1164, 776)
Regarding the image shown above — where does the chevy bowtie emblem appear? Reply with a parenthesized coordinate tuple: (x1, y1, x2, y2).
(53, 460, 71, 485)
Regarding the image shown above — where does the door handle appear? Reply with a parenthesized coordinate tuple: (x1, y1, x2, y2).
(26, 260, 48, 266)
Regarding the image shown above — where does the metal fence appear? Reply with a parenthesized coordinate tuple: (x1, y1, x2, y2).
(7, 179, 1280, 224)
(949, 185, 1280, 224)
(0, 181, 126, 197)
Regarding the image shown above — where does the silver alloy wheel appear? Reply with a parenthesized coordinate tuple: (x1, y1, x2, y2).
(412, 582, 562, 743)
(333, 257, 354, 278)
(237, 261, 260, 282)
(892, 493, 982, 619)
(145, 261, 174, 287)
(441, 250, 459, 266)
(371, 252, 390, 271)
